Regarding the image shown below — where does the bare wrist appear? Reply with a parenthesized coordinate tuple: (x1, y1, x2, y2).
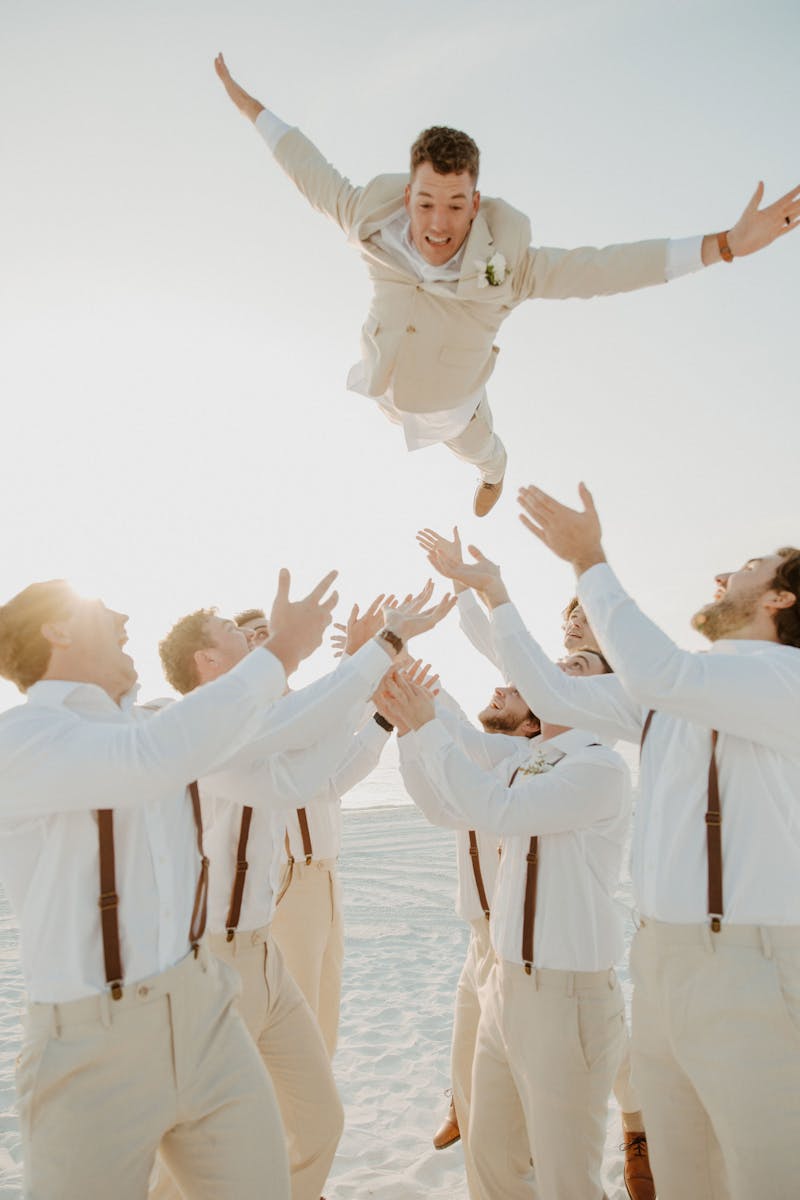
(483, 581, 510, 610)
(573, 548, 607, 577)
(260, 632, 298, 677)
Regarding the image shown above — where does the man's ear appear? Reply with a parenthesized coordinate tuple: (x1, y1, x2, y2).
(523, 716, 541, 739)
(764, 588, 796, 613)
(472, 188, 481, 216)
(193, 646, 215, 678)
(404, 181, 412, 213)
(40, 621, 72, 649)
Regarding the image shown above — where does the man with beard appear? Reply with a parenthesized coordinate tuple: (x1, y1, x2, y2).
(419, 525, 652, 1199)
(433, 489, 800, 1200)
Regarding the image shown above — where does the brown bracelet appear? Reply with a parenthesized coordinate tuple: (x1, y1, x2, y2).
(716, 230, 734, 263)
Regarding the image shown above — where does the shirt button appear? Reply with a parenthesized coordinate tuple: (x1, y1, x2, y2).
(137, 985, 150, 998)
(406, 325, 416, 333)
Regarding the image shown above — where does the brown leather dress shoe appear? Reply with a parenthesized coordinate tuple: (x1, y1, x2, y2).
(432, 1097, 460, 1149)
(473, 477, 504, 517)
(622, 1131, 656, 1200)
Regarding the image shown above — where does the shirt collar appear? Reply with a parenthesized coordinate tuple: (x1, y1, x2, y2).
(27, 679, 140, 715)
(537, 728, 600, 760)
(380, 211, 467, 281)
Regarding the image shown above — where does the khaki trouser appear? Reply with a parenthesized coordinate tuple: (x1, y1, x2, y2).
(630, 919, 800, 1200)
(451, 920, 531, 1199)
(444, 394, 507, 484)
(151, 927, 342, 1200)
(470, 959, 626, 1200)
(272, 859, 344, 1058)
(612, 1030, 640, 1115)
(17, 942, 290, 1200)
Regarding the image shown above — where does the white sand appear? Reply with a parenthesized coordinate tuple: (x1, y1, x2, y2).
(0, 801, 634, 1199)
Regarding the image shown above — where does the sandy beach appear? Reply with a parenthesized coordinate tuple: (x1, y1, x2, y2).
(0, 798, 634, 1199)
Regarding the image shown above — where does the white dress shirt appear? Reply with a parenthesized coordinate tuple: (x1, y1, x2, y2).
(0, 648, 287, 1002)
(283, 714, 390, 863)
(253, 109, 704, 451)
(400, 724, 630, 969)
(456, 589, 508, 678)
(202, 640, 392, 933)
(491, 564, 800, 925)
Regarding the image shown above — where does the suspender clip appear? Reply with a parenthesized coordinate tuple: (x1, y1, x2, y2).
(110, 981, 123, 1001)
(226, 928, 235, 943)
(710, 916, 722, 933)
(305, 854, 313, 865)
(524, 962, 532, 976)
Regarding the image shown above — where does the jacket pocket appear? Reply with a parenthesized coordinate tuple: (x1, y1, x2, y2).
(438, 344, 487, 367)
(363, 314, 381, 337)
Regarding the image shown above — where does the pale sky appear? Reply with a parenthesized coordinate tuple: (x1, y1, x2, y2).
(1, 0, 798, 722)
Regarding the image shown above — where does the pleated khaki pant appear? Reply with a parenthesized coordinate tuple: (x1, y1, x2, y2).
(150, 927, 342, 1200)
(451, 920, 530, 1199)
(470, 959, 626, 1200)
(630, 919, 800, 1200)
(271, 859, 344, 1058)
(17, 942, 290, 1200)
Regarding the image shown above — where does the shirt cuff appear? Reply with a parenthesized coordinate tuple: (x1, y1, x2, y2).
(457, 591, 481, 615)
(254, 107, 293, 154)
(665, 235, 705, 281)
(490, 602, 526, 637)
(414, 717, 452, 757)
(238, 645, 288, 703)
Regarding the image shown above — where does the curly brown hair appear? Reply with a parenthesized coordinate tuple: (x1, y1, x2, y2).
(159, 608, 217, 695)
(410, 126, 480, 182)
(0, 580, 77, 693)
(771, 547, 800, 648)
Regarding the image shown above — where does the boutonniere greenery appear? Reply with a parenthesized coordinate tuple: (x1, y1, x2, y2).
(517, 750, 554, 777)
(475, 251, 509, 288)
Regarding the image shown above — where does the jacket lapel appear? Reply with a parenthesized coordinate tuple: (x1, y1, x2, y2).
(457, 211, 495, 297)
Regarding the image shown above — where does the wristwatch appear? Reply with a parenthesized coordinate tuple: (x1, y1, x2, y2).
(378, 628, 404, 655)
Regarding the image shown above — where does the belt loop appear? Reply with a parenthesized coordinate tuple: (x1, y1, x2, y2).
(701, 924, 715, 954)
(534, 968, 540, 991)
(608, 967, 616, 991)
(50, 1005, 61, 1040)
(566, 972, 575, 999)
(759, 926, 773, 960)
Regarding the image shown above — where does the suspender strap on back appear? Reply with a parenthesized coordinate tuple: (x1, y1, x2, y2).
(521, 835, 539, 976)
(467, 831, 491, 920)
(706, 731, 723, 931)
(97, 809, 123, 1000)
(188, 782, 210, 956)
(640, 711, 723, 932)
(225, 805, 254, 942)
(296, 807, 314, 865)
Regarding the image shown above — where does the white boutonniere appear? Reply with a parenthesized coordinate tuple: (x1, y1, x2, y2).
(517, 750, 554, 777)
(475, 251, 508, 288)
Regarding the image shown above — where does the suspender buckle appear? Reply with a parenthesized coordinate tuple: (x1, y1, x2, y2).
(705, 812, 721, 826)
(98, 891, 119, 911)
(110, 981, 123, 1001)
(526, 849, 537, 864)
(235, 860, 249, 874)
(468, 845, 479, 858)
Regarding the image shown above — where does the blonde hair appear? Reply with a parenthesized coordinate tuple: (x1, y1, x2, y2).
(159, 608, 217, 695)
(0, 580, 77, 692)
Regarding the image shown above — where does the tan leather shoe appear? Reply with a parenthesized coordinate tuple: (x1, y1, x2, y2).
(622, 1132, 656, 1200)
(473, 477, 504, 518)
(432, 1097, 460, 1150)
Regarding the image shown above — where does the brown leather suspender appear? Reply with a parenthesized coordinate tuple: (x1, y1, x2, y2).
(510, 752, 567, 975)
(296, 808, 314, 865)
(468, 831, 491, 920)
(224, 806, 254, 942)
(97, 782, 209, 1000)
(640, 711, 723, 931)
(97, 809, 123, 1000)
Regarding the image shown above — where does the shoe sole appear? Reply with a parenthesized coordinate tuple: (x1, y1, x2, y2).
(433, 1133, 461, 1150)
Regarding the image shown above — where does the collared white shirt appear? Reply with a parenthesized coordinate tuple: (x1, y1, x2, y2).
(0, 648, 286, 1002)
(284, 714, 390, 863)
(202, 640, 392, 933)
(491, 564, 800, 925)
(401, 724, 630, 969)
(434, 686, 526, 923)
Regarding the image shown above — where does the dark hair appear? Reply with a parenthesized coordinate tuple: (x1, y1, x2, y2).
(410, 126, 480, 182)
(771, 547, 800, 648)
(577, 646, 612, 674)
(0, 580, 76, 692)
(159, 608, 217, 695)
(235, 608, 266, 627)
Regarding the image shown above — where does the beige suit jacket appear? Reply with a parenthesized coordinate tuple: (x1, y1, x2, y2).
(274, 129, 669, 414)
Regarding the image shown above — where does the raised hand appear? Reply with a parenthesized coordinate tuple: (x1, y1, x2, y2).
(726, 181, 800, 258)
(266, 568, 339, 676)
(403, 658, 440, 695)
(331, 593, 395, 658)
(382, 589, 457, 647)
(214, 53, 264, 123)
(416, 527, 467, 592)
(378, 670, 436, 732)
(517, 482, 605, 574)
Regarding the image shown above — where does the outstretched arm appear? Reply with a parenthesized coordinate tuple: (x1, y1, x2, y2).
(214, 53, 364, 236)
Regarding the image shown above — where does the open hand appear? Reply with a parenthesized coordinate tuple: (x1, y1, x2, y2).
(331, 593, 396, 657)
(266, 568, 338, 676)
(727, 181, 800, 258)
(517, 482, 604, 574)
(378, 670, 436, 733)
